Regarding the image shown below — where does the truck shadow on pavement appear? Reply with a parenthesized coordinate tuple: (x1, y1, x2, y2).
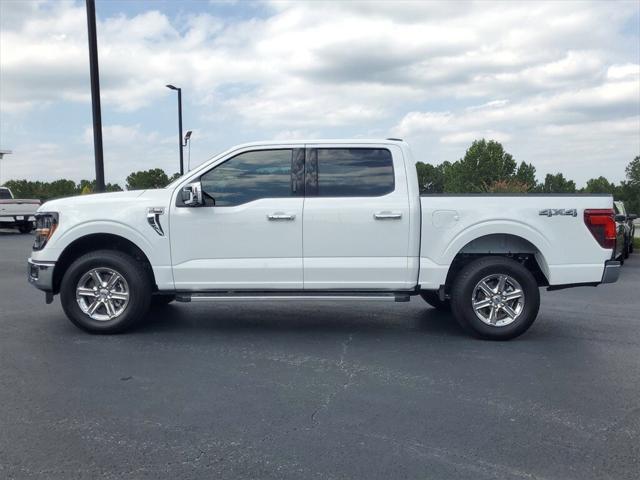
(133, 302, 471, 339)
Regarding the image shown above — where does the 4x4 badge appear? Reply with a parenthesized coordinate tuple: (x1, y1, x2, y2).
(539, 208, 577, 217)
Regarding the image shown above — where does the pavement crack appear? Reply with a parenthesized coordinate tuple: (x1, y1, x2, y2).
(311, 333, 357, 425)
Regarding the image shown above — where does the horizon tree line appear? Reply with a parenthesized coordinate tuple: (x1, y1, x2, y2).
(2, 139, 639, 213)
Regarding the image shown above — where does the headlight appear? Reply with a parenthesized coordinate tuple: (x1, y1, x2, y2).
(33, 213, 59, 251)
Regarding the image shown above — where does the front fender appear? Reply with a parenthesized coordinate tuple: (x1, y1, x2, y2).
(54, 220, 155, 259)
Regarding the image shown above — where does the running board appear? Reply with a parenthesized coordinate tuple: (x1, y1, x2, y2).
(175, 291, 411, 303)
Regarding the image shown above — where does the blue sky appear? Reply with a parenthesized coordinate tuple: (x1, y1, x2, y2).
(1, 0, 638, 187)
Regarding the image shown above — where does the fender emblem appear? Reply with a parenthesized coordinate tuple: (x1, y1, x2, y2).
(147, 207, 165, 236)
(539, 208, 577, 217)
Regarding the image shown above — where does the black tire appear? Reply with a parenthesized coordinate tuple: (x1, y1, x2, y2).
(420, 290, 451, 311)
(18, 222, 33, 234)
(450, 256, 540, 340)
(60, 250, 151, 334)
(151, 294, 175, 308)
(624, 240, 630, 258)
(630, 240, 634, 253)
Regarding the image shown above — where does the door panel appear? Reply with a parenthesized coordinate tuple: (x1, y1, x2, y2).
(302, 145, 412, 290)
(170, 148, 304, 290)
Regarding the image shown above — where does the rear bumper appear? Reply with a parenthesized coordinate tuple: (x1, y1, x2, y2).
(601, 260, 620, 284)
(27, 258, 55, 292)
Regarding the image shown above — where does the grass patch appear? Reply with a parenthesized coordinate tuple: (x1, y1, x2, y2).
(634, 237, 640, 251)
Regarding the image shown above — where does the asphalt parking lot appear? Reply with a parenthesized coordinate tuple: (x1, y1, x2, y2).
(1, 231, 639, 480)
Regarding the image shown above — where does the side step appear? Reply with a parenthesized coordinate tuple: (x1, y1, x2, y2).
(175, 291, 411, 303)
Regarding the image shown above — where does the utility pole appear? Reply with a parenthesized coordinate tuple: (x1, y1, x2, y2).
(166, 85, 184, 175)
(85, 0, 105, 192)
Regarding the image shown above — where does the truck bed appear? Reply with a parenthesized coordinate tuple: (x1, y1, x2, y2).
(418, 194, 614, 289)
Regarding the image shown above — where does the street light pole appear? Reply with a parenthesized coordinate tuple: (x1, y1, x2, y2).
(85, 0, 105, 192)
(166, 85, 184, 176)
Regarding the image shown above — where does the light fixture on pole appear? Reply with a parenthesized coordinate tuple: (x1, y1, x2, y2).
(0, 149, 13, 185)
(183, 131, 192, 172)
(166, 84, 184, 175)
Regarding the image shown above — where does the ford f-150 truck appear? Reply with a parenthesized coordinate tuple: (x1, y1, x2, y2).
(27, 139, 620, 340)
(0, 186, 39, 233)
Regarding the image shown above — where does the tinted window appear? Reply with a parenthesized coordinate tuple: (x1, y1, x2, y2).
(316, 148, 394, 197)
(201, 149, 292, 206)
(0, 188, 11, 200)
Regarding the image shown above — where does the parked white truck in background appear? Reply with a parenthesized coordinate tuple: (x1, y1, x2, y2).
(27, 139, 620, 340)
(0, 187, 40, 233)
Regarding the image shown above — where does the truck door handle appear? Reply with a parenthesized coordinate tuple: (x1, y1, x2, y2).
(374, 211, 402, 220)
(267, 212, 296, 221)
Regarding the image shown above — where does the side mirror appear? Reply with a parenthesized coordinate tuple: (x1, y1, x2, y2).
(614, 214, 626, 222)
(181, 182, 204, 207)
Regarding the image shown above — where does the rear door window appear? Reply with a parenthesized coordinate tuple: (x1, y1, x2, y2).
(309, 148, 394, 197)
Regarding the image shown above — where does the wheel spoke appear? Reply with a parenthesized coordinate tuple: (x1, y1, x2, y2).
(478, 281, 494, 297)
(110, 291, 128, 301)
(488, 306, 497, 324)
(104, 300, 116, 318)
(106, 272, 120, 289)
(497, 275, 507, 294)
(77, 287, 96, 297)
(87, 298, 102, 315)
(501, 304, 518, 319)
(90, 270, 103, 287)
(503, 290, 523, 301)
(473, 299, 492, 310)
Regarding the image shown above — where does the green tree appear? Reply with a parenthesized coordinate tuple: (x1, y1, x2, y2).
(126, 168, 171, 190)
(515, 162, 537, 190)
(583, 176, 616, 194)
(443, 139, 517, 193)
(536, 173, 576, 193)
(625, 156, 640, 185)
(76, 179, 123, 194)
(617, 156, 640, 213)
(416, 162, 445, 193)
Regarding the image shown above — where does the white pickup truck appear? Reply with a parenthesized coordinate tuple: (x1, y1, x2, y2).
(0, 186, 39, 233)
(27, 139, 620, 340)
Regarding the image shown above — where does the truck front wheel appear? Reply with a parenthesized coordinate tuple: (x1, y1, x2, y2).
(450, 257, 540, 340)
(60, 250, 151, 334)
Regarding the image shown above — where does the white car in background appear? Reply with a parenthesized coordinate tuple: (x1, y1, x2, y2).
(0, 187, 40, 233)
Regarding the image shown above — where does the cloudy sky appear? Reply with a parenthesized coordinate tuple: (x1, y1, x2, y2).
(0, 0, 638, 187)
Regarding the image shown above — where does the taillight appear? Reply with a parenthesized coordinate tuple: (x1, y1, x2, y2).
(584, 209, 616, 249)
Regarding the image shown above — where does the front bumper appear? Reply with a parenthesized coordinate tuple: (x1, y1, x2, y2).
(27, 258, 55, 292)
(601, 260, 621, 284)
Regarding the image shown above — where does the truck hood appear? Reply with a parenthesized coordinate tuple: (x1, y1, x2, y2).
(38, 189, 170, 212)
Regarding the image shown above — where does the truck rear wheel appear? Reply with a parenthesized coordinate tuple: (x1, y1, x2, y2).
(450, 256, 540, 340)
(60, 250, 151, 334)
(420, 290, 451, 311)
